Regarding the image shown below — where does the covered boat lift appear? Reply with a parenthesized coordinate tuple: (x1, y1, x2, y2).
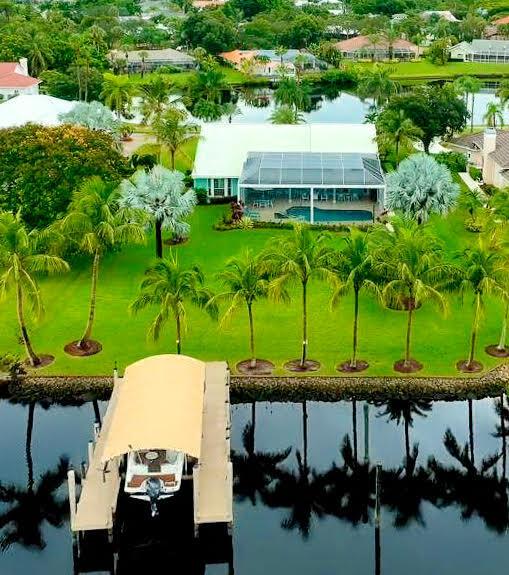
(68, 354, 233, 570)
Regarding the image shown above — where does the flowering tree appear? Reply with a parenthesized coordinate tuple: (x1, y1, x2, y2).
(385, 153, 460, 223)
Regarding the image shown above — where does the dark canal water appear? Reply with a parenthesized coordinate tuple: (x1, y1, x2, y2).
(1, 396, 508, 574)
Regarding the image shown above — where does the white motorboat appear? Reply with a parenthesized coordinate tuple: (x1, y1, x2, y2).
(124, 449, 185, 516)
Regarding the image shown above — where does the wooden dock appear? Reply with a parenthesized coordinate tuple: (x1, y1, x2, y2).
(68, 357, 233, 539)
(193, 362, 233, 532)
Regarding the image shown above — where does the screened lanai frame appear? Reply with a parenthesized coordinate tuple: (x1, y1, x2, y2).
(238, 151, 386, 224)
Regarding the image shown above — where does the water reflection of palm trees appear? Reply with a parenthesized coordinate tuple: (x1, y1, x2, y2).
(233, 398, 509, 540)
(0, 403, 69, 550)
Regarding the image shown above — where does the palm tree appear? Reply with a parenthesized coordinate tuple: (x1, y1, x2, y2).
(0, 212, 69, 367)
(130, 254, 217, 354)
(483, 102, 504, 128)
(372, 218, 452, 372)
(138, 75, 181, 123)
(189, 68, 226, 104)
(274, 77, 310, 112)
(120, 166, 197, 259)
(0, 455, 69, 550)
(211, 251, 271, 371)
(275, 45, 287, 66)
(375, 399, 432, 464)
(496, 79, 509, 107)
(60, 177, 146, 354)
(232, 420, 291, 505)
(138, 50, 149, 78)
(330, 228, 380, 371)
(265, 224, 334, 370)
(459, 187, 485, 230)
(454, 76, 481, 133)
(269, 105, 305, 124)
(100, 73, 135, 119)
(385, 154, 460, 223)
(222, 101, 242, 123)
(376, 109, 422, 163)
(153, 108, 199, 170)
(357, 65, 398, 108)
(456, 237, 509, 371)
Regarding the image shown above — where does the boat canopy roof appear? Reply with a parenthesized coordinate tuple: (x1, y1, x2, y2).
(101, 354, 206, 462)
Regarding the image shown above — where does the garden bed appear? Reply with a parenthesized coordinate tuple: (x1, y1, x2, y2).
(1, 364, 507, 405)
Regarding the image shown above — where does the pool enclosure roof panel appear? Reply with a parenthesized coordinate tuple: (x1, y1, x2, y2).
(239, 151, 385, 187)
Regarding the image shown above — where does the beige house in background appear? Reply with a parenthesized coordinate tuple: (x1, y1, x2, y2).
(449, 129, 509, 188)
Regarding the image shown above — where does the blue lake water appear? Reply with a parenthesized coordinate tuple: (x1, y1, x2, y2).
(0, 395, 508, 574)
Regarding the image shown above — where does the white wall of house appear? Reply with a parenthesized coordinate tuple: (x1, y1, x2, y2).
(0, 84, 39, 101)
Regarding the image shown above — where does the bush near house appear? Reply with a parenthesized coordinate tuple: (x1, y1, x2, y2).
(469, 165, 483, 181)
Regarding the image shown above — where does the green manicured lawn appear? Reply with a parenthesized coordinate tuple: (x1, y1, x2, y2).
(0, 206, 505, 377)
(357, 61, 509, 80)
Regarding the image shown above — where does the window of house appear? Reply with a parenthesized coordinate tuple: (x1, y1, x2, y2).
(213, 178, 226, 197)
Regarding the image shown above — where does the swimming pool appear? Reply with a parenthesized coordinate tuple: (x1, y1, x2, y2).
(286, 206, 373, 223)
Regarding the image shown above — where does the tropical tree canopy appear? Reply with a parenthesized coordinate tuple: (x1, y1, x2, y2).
(58, 100, 121, 133)
(385, 153, 460, 223)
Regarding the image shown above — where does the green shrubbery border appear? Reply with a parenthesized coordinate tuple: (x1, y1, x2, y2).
(1, 365, 507, 405)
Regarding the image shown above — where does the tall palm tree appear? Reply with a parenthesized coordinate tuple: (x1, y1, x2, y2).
(0, 212, 69, 367)
(274, 77, 311, 112)
(496, 79, 509, 107)
(211, 250, 271, 370)
(100, 72, 135, 119)
(120, 166, 197, 259)
(265, 224, 334, 370)
(483, 102, 504, 128)
(275, 45, 287, 66)
(372, 218, 452, 372)
(222, 101, 242, 123)
(456, 237, 509, 371)
(60, 177, 146, 354)
(153, 108, 199, 170)
(376, 108, 422, 163)
(330, 228, 380, 371)
(454, 76, 481, 133)
(358, 65, 398, 109)
(130, 254, 217, 354)
(138, 75, 181, 123)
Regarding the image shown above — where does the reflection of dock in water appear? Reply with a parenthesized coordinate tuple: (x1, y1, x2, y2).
(67, 354, 234, 574)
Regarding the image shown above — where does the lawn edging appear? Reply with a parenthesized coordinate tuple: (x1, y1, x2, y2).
(1, 364, 507, 404)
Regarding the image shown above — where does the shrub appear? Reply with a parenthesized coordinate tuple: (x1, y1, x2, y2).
(434, 151, 468, 173)
(196, 188, 209, 204)
(469, 165, 483, 181)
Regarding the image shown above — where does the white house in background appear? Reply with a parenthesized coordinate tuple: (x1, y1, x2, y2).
(192, 123, 385, 224)
(0, 94, 76, 129)
(448, 128, 509, 188)
(450, 39, 509, 62)
(0, 58, 40, 101)
(421, 10, 459, 22)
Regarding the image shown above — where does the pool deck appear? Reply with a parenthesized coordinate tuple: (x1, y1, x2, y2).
(247, 199, 380, 223)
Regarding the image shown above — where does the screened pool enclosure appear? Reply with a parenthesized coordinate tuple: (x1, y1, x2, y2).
(239, 151, 385, 224)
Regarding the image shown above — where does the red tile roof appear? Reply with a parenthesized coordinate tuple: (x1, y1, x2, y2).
(0, 62, 40, 88)
(495, 15, 509, 25)
(334, 35, 419, 53)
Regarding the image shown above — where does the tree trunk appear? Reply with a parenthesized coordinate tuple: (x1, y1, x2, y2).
(176, 312, 182, 354)
(351, 287, 360, 368)
(302, 400, 308, 471)
(352, 399, 358, 462)
(247, 301, 256, 368)
(155, 218, 163, 258)
(470, 93, 475, 133)
(404, 303, 413, 366)
(300, 280, 308, 367)
(423, 139, 431, 154)
(404, 417, 410, 463)
(79, 250, 100, 349)
(170, 149, 176, 170)
(498, 301, 508, 351)
(468, 399, 474, 465)
(468, 294, 480, 368)
(395, 137, 400, 165)
(26, 402, 35, 492)
(16, 279, 40, 366)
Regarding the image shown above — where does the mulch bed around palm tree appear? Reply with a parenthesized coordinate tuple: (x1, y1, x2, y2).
(236, 359, 275, 375)
(24, 354, 54, 369)
(337, 360, 369, 373)
(456, 359, 483, 373)
(163, 237, 188, 246)
(284, 359, 321, 372)
(64, 340, 102, 357)
(485, 345, 509, 358)
(394, 359, 423, 373)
